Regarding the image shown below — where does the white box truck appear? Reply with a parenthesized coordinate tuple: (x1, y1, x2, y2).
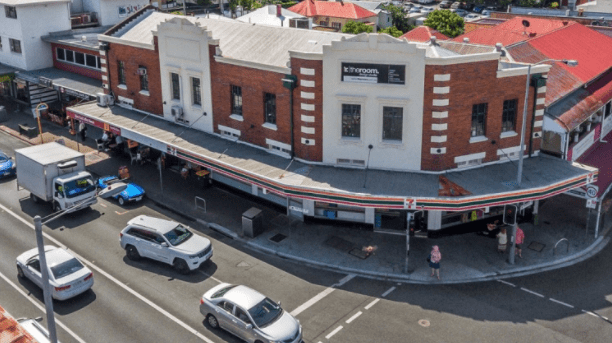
(16, 142, 97, 212)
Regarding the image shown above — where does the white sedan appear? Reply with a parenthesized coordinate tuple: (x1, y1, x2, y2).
(16, 246, 94, 301)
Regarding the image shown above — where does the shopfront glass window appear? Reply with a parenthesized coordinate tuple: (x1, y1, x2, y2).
(192, 77, 201, 105)
(171, 73, 180, 100)
(56, 48, 65, 61)
(471, 103, 487, 137)
(118, 61, 126, 85)
(231, 85, 242, 115)
(9, 39, 21, 54)
(502, 99, 517, 133)
(342, 104, 361, 138)
(16, 81, 28, 102)
(382, 106, 403, 141)
(264, 93, 276, 124)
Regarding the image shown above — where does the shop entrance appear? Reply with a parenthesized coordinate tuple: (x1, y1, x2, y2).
(374, 209, 407, 235)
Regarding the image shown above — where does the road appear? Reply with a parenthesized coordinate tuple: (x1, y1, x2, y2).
(2, 131, 612, 342)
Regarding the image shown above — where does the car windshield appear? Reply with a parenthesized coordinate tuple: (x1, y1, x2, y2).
(163, 224, 193, 246)
(211, 285, 238, 299)
(50, 258, 85, 279)
(0, 153, 8, 162)
(64, 177, 95, 198)
(248, 297, 283, 328)
(102, 176, 119, 186)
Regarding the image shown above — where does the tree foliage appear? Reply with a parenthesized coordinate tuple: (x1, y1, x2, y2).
(342, 21, 374, 34)
(379, 26, 403, 38)
(423, 10, 464, 38)
(380, 4, 411, 33)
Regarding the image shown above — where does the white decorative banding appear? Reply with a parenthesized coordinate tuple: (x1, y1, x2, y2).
(535, 109, 544, 116)
(301, 80, 315, 87)
(218, 124, 241, 136)
(301, 114, 315, 122)
(101, 67, 107, 72)
(433, 87, 450, 94)
(301, 103, 315, 111)
(100, 58, 106, 64)
(301, 126, 315, 134)
(430, 135, 447, 143)
(300, 67, 315, 75)
(432, 111, 448, 118)
(431, 123, 448, 131)
(496, 145, 524, 155)
(433, 99, 449, 106)
(430, 147, 446, 154)
(102, 75, 108, 81)
(454, 151, 486, 163)
(434, 74, 451, 81)
(534, 120, 543, 127)
(103, 84, 108, 89)
(533, 131, 542, 138)
(537, 86, 547, 93)
(536, 98, 545, 105)
(100, 50, 106, 56)
(301, 137, 315, 145)
(301, 91, 315, 99)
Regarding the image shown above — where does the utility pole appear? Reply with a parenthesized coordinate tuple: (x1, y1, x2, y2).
(34, 215, 58, 343)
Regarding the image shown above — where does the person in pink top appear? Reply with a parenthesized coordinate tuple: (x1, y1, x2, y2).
(429, 246, 442, 280)
(515, 226, 525, 258)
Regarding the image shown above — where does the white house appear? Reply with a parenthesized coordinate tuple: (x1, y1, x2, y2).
(0, 0, 71, 70)
(70, 0, 149, 27)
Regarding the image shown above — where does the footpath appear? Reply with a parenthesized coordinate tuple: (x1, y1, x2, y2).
(1, 99, 610, 284)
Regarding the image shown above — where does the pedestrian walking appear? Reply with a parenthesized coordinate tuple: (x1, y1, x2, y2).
(428, 245, 442, 280)
(515, 226, 525, 258)
(497, 228, 507, 253)
(78, 121, 87, 142)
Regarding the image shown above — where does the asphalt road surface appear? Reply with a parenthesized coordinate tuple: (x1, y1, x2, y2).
(2, 131, 612, 343)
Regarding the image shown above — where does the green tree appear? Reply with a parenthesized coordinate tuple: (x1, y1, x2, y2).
(342, 21, 374, 34)
(379, 26, 403, 38)
(423, 10, 464, 38)
(381, 4, 411, 33)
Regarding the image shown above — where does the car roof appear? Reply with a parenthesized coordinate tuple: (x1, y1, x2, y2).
(21, 246, 73, 266)
(127, 215, 179, 234)
(224, 285, 266, 310)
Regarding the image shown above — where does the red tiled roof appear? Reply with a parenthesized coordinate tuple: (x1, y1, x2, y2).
(0, 306, 37, 343)
(454, 17, 572, 46)
(400, 26, 449, 43)
(288, 0, 377, 20)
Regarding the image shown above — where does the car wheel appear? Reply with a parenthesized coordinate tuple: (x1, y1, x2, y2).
(206, 314, 219, 329)
(126, 245, 141, 261)
(53, 201, 62, 212)
(118, 197, 125, 206)
(17, 265, 24, 278)
(173, 258, 190, 274)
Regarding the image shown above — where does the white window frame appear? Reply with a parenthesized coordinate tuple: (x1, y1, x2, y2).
(56, 47, 101, 70)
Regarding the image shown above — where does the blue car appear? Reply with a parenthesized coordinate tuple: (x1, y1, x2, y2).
(97, 175, 145, 206)
(473, 6, 484, 13)
(0, 150, 16, 179)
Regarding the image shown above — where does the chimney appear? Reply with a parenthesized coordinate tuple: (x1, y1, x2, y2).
(277, 4, 281, 17)
(495, 43, 503, 52)
(308, 17, 313, 30)
(81, 35, 87, 42)
(268, 4, 275, 15)
(463, 37, 469, 43)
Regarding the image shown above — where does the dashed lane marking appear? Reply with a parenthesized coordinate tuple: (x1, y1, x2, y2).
(0, 270, 87, 343)
(99, 203, 107, 208)
(549, 298, 575, 308)
(520, 287, 545, 298)
(381, 286, 396, 298)
(290, 274, 355, 317)
(497, 280, 516, 287)
(115, 210, 128, 215)
(325, 326, 343, 339)
(345, 311, 362, 324)
(364, 298, 379, 310)
(0, 203, 216, 343)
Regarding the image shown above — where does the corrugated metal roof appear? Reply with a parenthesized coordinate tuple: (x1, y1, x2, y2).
(437, 40, 496, 55)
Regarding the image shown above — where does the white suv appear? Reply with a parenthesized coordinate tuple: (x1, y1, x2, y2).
(119, 215, 213, 274)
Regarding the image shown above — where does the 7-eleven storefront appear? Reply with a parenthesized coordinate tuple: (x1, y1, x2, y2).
(67, 102, 598, 236)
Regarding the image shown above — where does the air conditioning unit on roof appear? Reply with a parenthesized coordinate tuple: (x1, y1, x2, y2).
(96, 93, 114, 107)
(171, 105, 183, 116)
(137, 67, 147, 76)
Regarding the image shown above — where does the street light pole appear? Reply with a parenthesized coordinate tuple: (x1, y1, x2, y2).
(34, 215, 58, 343)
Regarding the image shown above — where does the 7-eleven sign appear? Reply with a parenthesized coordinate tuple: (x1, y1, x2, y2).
(404, 198, 417, 210)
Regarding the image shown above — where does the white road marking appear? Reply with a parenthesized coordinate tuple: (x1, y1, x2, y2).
(0, 270, 87, 343)
(520, 287, 545, 298)
(325, 326, 343, 339)
(197, 270, 223, 284)
(497, 280, 516, 287)
(549, 298, 574, 308)
(364, 298, 379, 310)
(0, 203, 216, 343)
(582, 310, 599, 318)
(381, 286, 396, 298)
(290, 274, 355, 317)
(345, 311, 362, 324)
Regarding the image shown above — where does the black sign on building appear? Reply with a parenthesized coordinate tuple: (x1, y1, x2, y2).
(341, 63, 405, 85)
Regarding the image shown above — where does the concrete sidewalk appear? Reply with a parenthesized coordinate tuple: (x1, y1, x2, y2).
(1, 99, 610, 284)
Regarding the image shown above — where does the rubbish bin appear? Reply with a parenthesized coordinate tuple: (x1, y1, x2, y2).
(242, 207, 263, 238)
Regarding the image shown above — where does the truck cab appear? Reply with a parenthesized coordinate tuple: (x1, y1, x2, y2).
(52, 171, 97, 212)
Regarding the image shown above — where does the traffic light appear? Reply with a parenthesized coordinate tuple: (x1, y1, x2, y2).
(503, 204, 518, 225)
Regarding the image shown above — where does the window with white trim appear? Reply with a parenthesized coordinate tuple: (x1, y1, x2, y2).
(501, 99, 517, 133)
(171, 73, 180, 100)
(231, 85, 242, 115)
(382, 106, 403, 142)
(9, 39, 21, 54)
(56, 47, 101, 69)
(117, 61, 126, 85)
(264, 93, 276, 124)
(342, 104, 361, 138)
(139, 66, 149, 91)
(192, 77, 201, 105)
(471, 103, 487, 137)
(5, 6, 16, 19)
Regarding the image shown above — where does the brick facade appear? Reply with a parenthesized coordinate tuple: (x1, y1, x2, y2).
(103, 38, 163, 115)
(421, 60, 545, 171)
(51, 43, 102, 80)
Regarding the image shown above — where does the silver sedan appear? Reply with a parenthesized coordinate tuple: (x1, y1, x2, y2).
(200, 283, 303, 343)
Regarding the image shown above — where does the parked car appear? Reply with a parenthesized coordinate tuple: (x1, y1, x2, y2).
(0, 150, 16, 179)
(119, 215, 213, 274)
(439, 1, 452, 8)
(465, 13, 480, 21)
(453, 8, 468, 17)
(97, 175, 145, 206)
(462, 2, 475, 10)
(200, 283, 303, 343)
(473, 5, 485, 13)
(481, 9, 491, 16)
(409, 7, 421, 13)
(451, 1, 461, 9)
(486, 5, 498, 11)
(16, 246, 94, 301)
(421, 6, 435, 14)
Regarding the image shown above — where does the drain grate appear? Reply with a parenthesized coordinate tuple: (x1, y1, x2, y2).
(269, 233, 287, 243)
(528, 241, 546, 252)
(324, 236, 355, 252)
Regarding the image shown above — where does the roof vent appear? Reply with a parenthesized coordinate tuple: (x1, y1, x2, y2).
(81, 35, 87, 42)
(495, 42, 503, 51)
(430, 36, 437, 45)
(562, 21, 568, 25)
(463, 37, 469, 43)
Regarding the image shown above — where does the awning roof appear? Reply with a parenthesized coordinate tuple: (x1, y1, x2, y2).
(15, 68, 102, 97)
(577, 130, 612, 198)
(67, 102, 598, 211)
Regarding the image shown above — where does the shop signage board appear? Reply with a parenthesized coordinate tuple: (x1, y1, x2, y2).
(67, 111, 121, 135)
(341, 63, 405, 85)
(587, 199, 597, 209)
(58, 86, 93, 100)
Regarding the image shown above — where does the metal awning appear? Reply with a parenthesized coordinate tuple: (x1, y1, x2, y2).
(67, 102, 598, 211)
(15, 68, 102, 99)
